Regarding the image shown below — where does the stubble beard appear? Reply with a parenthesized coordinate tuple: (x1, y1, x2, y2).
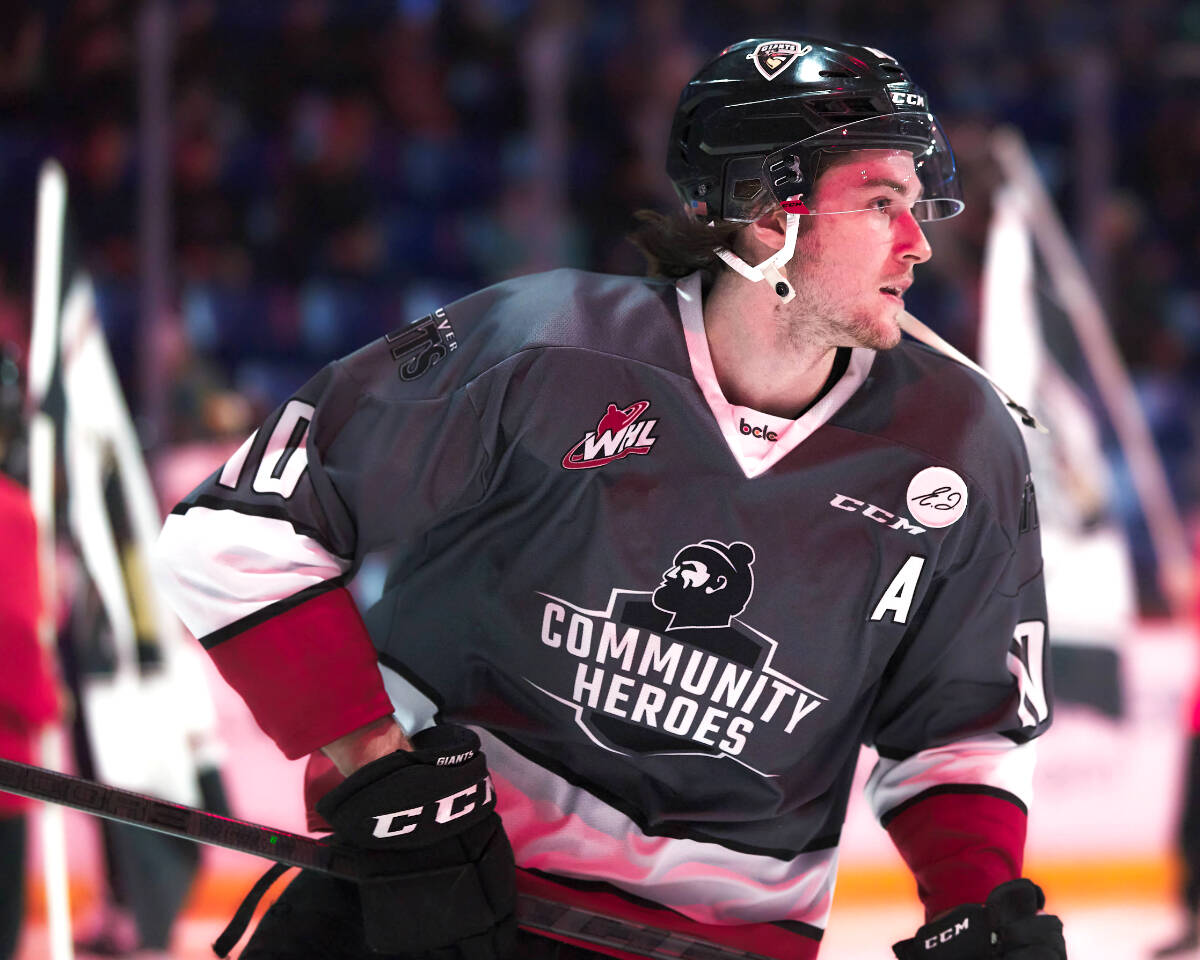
(841, 305, 903, 351)
(777, 237, 903, 353)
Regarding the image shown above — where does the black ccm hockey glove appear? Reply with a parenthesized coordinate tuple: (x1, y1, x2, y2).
(892, 880, 1067, 960)
(316, 724, 517, 958)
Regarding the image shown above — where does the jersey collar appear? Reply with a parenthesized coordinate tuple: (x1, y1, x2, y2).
(674, 272, 875, 479)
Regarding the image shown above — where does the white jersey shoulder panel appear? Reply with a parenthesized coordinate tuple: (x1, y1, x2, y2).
(154, 507, 352, 639)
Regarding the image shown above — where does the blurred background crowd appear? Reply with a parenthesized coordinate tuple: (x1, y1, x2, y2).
(0, 0, 1196, 590)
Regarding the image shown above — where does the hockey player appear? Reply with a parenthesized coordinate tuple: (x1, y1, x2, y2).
(0, 345, 58, 960)
(155, 37, 1067, 960)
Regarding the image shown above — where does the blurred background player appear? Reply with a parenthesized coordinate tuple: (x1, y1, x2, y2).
(1154, 548, 1200, 959)
(0, 343, 58, 960)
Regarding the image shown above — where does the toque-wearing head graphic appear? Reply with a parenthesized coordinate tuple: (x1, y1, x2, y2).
(652, 540, 756, 631)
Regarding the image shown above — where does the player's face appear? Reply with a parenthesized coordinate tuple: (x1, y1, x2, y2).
(783, 149, 932, 351)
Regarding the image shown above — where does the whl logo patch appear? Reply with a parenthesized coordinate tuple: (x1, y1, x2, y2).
(562, 400, 659, 470)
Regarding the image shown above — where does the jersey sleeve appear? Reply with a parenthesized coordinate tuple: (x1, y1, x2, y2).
(863, 456, 1050, 918)
(154, 340, 497, 760)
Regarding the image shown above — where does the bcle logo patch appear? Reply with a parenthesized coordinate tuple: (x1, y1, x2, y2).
(746, 40, 812, 81)
(739, 417, 778, 442)
(906, 466, 968, 528)
(562, 400, 659, 470)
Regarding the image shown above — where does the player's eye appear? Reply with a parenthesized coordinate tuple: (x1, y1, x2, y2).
(868, 196, 895, 213)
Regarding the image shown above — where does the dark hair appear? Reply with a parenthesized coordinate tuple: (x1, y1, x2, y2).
(628, 206, 820, 283)
(626, 209, 744, 282)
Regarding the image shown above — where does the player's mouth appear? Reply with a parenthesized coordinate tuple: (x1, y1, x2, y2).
(879, 281, 910, 303)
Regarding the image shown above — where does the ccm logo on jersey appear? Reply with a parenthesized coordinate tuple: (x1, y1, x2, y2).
(371, 774, 495, 839)
(563, 400, 659, 469)
(830, 494, 925, 535)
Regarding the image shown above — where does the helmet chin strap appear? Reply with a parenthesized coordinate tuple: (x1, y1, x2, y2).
(714, 212, 801, 303)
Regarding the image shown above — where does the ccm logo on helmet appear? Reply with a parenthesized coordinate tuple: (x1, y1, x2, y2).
(891, 91, 926, 108)
(371, 775, 495, 839)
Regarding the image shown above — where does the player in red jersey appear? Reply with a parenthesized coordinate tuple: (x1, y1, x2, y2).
(0, 347, 58, 960)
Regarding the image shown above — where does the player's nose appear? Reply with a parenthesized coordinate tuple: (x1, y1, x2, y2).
(896, 209, 932, 264)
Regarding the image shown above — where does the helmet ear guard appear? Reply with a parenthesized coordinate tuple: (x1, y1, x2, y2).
(718, 156, 802, 224)
(714, 212, 802, 303)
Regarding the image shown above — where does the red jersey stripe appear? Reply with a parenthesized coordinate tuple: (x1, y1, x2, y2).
(884, 789, 1027, 920)
(206, 586, 393, 759)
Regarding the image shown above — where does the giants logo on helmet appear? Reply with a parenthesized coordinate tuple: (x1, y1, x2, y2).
(562, 400, 659, 470)
(746, 40, 812, 81)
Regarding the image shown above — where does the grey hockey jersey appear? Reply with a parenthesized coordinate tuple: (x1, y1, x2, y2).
(155, 269, 1051, 959)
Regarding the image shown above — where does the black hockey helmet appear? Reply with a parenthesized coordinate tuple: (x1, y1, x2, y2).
(667, 37, 964, 223)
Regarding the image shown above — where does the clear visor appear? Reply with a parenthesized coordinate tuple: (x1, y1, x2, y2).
(721, 112, 964, 223)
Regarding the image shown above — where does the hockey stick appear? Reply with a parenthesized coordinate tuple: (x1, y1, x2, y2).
(0, 757, 774, 960)
(0, 756, 357, 876)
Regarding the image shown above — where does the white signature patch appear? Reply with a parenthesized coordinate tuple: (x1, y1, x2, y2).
(905, 466, 968, 528)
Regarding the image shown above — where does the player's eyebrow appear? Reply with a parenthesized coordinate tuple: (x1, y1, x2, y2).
(855, 176, 924, 200)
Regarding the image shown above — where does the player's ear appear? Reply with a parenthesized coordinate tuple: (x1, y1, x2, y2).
(704, 576, 728, 595)
(746, 208, 788, 251)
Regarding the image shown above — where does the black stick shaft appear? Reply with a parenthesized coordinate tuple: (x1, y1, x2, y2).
(0, 757, 774, 960)
(0, 756, 360, 878)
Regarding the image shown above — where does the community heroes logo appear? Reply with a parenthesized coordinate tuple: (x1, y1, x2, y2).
(562, 400, 659, 470)
(529, 540, 827, 775)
